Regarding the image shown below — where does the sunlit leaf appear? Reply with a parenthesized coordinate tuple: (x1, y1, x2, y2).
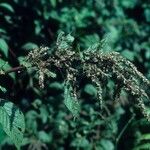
(0, 3, 14, 13)
(0, 38, 9, 58)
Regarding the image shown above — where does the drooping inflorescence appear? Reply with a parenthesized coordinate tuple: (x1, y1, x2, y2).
(22, 32, 150, 120)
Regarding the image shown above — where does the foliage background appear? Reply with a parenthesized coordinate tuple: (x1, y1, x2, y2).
(0, 0, 150, 150)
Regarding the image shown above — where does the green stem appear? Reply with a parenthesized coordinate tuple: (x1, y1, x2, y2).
(115, 114, 135, 149)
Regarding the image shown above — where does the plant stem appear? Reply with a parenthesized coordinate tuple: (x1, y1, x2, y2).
(115, 114, 135, 149)
(5, 66, 25, 74)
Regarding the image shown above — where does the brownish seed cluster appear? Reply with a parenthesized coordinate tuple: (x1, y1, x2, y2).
(23, 33, 150, 121)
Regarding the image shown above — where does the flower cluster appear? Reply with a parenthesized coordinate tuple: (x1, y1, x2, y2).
(23, 32, 150, 120)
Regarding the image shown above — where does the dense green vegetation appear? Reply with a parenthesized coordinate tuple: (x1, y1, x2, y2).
(0, 0, 150, 150)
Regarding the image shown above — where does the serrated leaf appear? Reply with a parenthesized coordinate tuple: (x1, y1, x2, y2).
(0, 3, 14, 13)
(0, 38, 9, 58)
(56, 32, 74, 50)
(66, 34, 75, 44)
(0, 99, 25, 149)
(64, 84, 80, 117)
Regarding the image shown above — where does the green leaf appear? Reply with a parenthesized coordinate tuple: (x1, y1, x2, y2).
(139, 133, 150, 141)
(0, 99, 25, 149)
(21, 42, 38, 51)
(145, 49, 150, 59)
(39, 105, 49, 124)
(133, 143, 150, 150)
(0, 125, 6, 142)
(64, 83, 80, 117)
(99, 139, 114, 150)
(0, 28, 6, 34)
(121, 50, 134, 61)
(71, 137, 90, 148)
(49, 82, 63, 91)
(80, 34, 100, 49)
(0, 38, 9, 58)
(83, 84, 97, 97)
(0, 86, 7, 93)
(25, 110, 38, 134)
(119, 0, 137, 8)
(66, 34, 75, 44)
(38, 131, 52, 143)
(56, 32, 74, 50)
(18, 56, 32, 68)
(0, 58, 15, 79)
(34, 20, 43, 35)
(144, 8, 150, 22)
(0, 3, 15, 13)
(50, 0, 56, 8)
